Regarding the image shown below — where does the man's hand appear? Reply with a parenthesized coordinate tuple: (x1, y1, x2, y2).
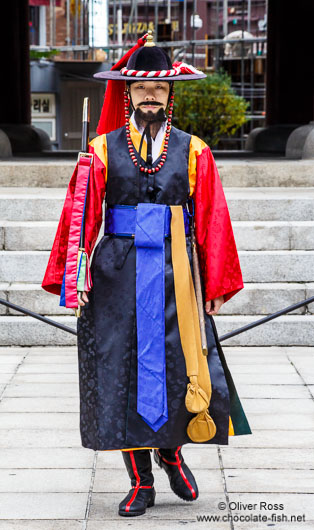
(205, 296, 224, 316)
(77, 291, 89, 306)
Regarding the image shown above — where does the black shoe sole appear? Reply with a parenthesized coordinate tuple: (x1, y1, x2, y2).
(118, 498, 155, 517)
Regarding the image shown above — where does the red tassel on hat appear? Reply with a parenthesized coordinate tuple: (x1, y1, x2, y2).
(96, 33, 148, 135)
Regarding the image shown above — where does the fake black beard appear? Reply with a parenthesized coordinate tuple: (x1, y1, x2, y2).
(134, 106, 167, 138)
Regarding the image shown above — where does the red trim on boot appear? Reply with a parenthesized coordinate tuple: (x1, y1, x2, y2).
(174, 446, 197, 499)
(125, 451, 153, 512)
(125, 451, 140, 512)
(157, 446, 197, 499)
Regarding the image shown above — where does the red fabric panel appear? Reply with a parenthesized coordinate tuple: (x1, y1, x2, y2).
(41, 144, 106, 295)
(193, 146, 244, 303)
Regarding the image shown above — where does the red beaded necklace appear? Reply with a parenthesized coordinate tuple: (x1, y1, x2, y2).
(124, 88, 174, 174)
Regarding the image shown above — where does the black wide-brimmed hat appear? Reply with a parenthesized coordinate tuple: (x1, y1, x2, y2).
(94, 31, 206, 82)
(95, 31, 206, 135)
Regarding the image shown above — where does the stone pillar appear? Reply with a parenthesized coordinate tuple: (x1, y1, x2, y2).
(0, 0, 50, 156)
(246, 0, 314, 156)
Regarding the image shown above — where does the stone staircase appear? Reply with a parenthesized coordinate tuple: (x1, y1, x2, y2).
(0, 158, 314, 346)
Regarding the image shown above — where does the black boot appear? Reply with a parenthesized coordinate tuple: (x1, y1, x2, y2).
(119, 449, 156, 517)
(153, 445, 199, 502)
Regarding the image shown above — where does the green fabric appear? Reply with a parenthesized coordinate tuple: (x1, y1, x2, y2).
(77, 252, 87, 292)
(210, 316, 252, 436)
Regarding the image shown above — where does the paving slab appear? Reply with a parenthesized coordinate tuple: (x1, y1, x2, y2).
(0, 469, 92, 493)
(17, 364, 78, 374)
(3, 383, 79, 398)
(0, 429, 81, 448)
(233, 384, 309, 399)
(93, 467, 224, 494)
(225, 398, 314, 414)
(0, 397, 79, 413)
(231, 373, 302, 384)
(220, 447, 314, 469)
(0, 493, 88, 519)
(87, 521, 230, 529)
(227, 493, 314, 524)
(225, 469, 314, 493)
(0, 412, 79, 429)
(246, 413, 314, 430)
(88, 492, 229, 520)
(13, 373, 78, 383)
(0, 522, 83, 530)
(0, 448, 94, 469)
(97, 446, 220, 469)
(228, 430, 314, 448)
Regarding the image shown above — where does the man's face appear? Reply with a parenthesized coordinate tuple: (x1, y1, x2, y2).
(129, 81, 170, 120)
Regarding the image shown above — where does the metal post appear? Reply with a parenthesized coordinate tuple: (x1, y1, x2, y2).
(80, 0, 84, 59)
(117, 6, 123, 59)
(49, 0, 56, 46)
(66, 0, 70, 56)
(223, 0, 228, 37)
(39, 6, 47, 47)
(183, 0, 187, 60)
(167, 0, 171, 23)
(75, 0, 79, 52)
(113, 0, 117, 62)
(214, 0, 220, 72)
(192, 0, 196, 65)
(247, 0, 251, 33)
(240, 0, 245, 149)
(134, 0, 138, 42)
(154, 0, 158, 41)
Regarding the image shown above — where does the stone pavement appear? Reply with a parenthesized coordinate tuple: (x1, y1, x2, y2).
(0, 345, 314, 530)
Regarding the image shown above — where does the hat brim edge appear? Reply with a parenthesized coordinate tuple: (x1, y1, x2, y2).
(93, 71, 207, 81)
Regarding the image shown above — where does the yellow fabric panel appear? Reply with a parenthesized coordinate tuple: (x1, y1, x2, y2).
(228, 415, 235, 436)
(89, 133, 108, 171)
(129, 121, 166, 161)
(188, 135, 208, 196)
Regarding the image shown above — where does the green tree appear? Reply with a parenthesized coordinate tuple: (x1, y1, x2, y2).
(173, 71, 249, 146)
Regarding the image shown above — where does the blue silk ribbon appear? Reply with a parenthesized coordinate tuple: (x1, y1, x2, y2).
(134, 203, 168, 431)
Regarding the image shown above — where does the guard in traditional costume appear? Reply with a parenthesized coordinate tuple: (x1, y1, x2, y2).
(42, 31, 252, 517)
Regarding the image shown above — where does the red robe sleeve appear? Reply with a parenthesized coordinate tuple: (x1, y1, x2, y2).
(193, 144, 244, 303)
(41, 140, 107, 296)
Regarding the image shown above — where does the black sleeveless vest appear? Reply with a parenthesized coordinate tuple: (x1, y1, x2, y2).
(105, 125, 192, 206)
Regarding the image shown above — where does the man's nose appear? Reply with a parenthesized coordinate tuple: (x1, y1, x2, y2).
(144, 93, 155, 100)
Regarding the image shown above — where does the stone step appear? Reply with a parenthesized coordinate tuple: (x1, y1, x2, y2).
(1, 250, 314, 283)
(1, 282, 313, 317)
(0, 316, 77, 346)
(0, 283, 73, 316)
(215, 315, 314, 346)
(0, 314, 313, 346)
(2, 220, 314, 251)
(233, 221, 314, 250)
(226, 187, 314, 221)
(220, 283, 314, 315)
(1, 159, 314, 187)
(1, 187, 314, 222)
